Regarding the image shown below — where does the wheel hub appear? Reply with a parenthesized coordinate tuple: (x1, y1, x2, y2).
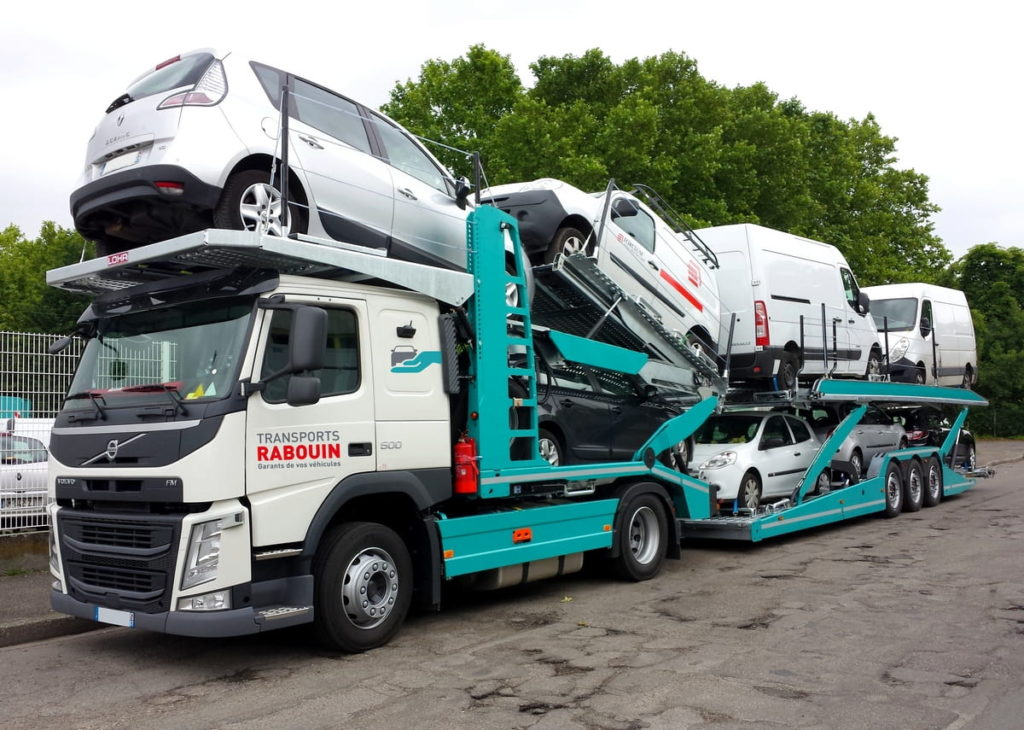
(341, 547, 399, 629)
(628, 506, 660, 565)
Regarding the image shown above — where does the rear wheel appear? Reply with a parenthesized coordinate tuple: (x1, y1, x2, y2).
(313, 522, 412, 652)
(214, 169, 307, 237)
(923, 456, 943, 507)
(814, 469, 831, 495)
(850, 449, 864, 479)
(612, 493, 668, 581)
(544, 226, 593, 264)
(883, 461, 904, 518)
(903, 459, 924, 512)
(778, 352, 799, 391)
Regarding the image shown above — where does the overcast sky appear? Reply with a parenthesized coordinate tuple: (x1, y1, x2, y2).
(1, 0, 1019, 259)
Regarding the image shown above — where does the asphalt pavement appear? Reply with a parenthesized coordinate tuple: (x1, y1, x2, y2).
(1, 440, 1020, 649)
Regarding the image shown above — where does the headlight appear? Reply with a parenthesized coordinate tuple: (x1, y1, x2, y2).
(182, 518, 224, 590)
(701, 451, 737, 470)
(889, 337, 910, 362)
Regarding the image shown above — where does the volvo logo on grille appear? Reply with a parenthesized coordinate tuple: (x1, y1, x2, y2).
(82, 433, 146, 466)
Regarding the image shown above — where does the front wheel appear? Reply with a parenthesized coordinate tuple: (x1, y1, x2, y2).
(543, 226, 593, 264)
(865, 349, 882, 379)
(739, 470, 762, 509)
(313, 522, 412, 652)
(612, 493, 668, 581)
(537, 428, 563, 466)
(214, 169, 307, 238)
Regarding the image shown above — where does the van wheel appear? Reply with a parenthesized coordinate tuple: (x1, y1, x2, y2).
(777, 352, 799, 391)
(923, 456, 943, 507)
(903, 459, 924, 512)
(883, 461, 903, 517)
(865, 349, 882, 379)
(914, 365, 926, 385)
(961, 365, 974, 388)
(612, 493, 668, 581)
(544, 226, 593, 263)
(313, 522, 412, 652)
(214, 169, 307, 238)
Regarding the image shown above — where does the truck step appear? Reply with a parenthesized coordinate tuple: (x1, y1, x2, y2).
(256, 605, 313, 622)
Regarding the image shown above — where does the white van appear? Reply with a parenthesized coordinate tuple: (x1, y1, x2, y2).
(694, 223, 881, 389)
(862, 283, 978, 386)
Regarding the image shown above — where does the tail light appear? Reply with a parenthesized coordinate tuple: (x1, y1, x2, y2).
(907, 429, 927, 442)
(754, 300, 770, 347)
(158, 60, 227, 109)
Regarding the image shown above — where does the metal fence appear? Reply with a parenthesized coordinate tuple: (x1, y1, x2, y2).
(1, 331, 80, 535)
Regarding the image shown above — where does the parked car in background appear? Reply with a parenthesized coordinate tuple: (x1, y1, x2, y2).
(526, 349, 692, 470)
(485, 178, 723, 353)
(70, 49, 474, 271)
(863, 283, 978, 386)
(0, 432, 49, 524)
(892, 405, 977, 470)
(788, 403, 907, 477)
(691, 410, 825, 509)
(694, 223, 881, 389)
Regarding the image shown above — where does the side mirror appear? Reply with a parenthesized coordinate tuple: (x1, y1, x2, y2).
(290, 306, 326, 373)
(286, 375, 321, 406)
(454, 177, 472, 210)
(920, 317, 932, 338)
(857, 290, 871, 315)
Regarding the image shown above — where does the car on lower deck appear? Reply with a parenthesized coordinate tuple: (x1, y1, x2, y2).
(891, 405, 977, 470)
(691, 411, 824, 509)
(788, 403, 907, 477)
(70, 49, 473, 271)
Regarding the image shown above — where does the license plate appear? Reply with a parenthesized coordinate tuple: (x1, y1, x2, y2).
(95, 606, 135, 628)
(102, 150, 140, 175)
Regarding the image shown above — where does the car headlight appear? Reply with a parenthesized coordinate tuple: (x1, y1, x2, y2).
(701, 451, 737, 470)
(182, 518, 224, 590)
(889, 337, 910, 362)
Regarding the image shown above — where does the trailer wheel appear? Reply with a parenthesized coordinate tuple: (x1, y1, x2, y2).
(214, 169, 308, 238)
(923, 456, 943, 507)
(313, 522, 412, 652)
(903, 459, 924, 512)
(544, 226, 593, 263)
(612, 494, 668, 581)
(883, 462, 904, 518)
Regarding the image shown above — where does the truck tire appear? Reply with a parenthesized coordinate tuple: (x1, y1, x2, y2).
(214, 169, 307, 238)
(902, 459, 924, 512)
(883, 461, 904, 518)
(923, 455, 943, 507)
(313, 521, 412, 652)
(612, 493, 668, 581)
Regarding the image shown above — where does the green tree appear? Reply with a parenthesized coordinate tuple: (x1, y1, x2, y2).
(0, 223, 94, 333)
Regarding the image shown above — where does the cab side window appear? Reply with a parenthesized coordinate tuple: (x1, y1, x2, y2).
(260, 308, 360, 403)
(840, 268, 861, 311)
(612, 199, 656, 252)
(920, 300, 933, 336)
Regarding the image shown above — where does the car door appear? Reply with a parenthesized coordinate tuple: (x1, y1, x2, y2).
(784, 416, 819, 489)
(840, 266, 875, 375)
(859, 406, 903, 461)
(596, 195, 669, 319)
(540, 363, 610, 462)
(369, 112, 471, 271)
(587, 368, 663, 461)
(756, 415, 800, 497)
(283, 75, 394, 248)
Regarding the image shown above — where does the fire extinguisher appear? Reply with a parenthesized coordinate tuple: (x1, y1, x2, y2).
(453, 434, 479, 495)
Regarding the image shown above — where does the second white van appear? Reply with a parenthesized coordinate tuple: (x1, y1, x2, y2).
(694, 223, 881, 389)
(862, 283, 978, 386)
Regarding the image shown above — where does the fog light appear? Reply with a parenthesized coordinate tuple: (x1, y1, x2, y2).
(178, 591, 232, 611)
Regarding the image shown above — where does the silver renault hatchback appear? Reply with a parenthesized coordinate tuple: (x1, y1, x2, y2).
(70, 49, 473, 268)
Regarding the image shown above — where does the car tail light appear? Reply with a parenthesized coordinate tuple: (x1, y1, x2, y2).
(158, 60, 227, 109)
(907, 429, 927, 441)
(155, 55, 182, 71)
(155, 181, 185, 195)
(754, 300, 769, 347)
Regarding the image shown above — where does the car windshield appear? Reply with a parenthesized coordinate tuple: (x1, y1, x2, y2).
(0, 435, 47, 465)
(693, 415, 762, 444)
(871, 297, 918, 332)
(63, 298, 252, 412)
(126, 52, 215, 102)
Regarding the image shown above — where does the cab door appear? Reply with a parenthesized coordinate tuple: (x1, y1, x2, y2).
(840, 267, 875, 375)
(244, 299, 375, 547)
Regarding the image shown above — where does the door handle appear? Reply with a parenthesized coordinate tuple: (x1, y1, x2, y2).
(793, 452, 801, 457)
(297, 134, 323, 150)
(348, 442, 372, 457)
(398, 187, 418, 201)
(849, 319, 856, 324)
(647, 261, 659, 271)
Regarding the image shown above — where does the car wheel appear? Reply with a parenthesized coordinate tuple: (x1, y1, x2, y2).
(543, 226, 593, 264)
(611, 493, 668, 581)
(850, 449, 864, 479)
(739, 470, 762, 509)
(923, 455, 943, 507)
(214, 169, 308, 237)
(537, 428, 563, 466)
(883, 461, 903, 518)
(814, 468, 831, 495)
(659, 440, 690, 472)
(313, 522, 412, 652)
(903, 459, 924, 512)
(898, 438, 908, 450)
(778, 352, 799, 391)
(865, 349, 882, 379)
(964, 444, 977, 471)
(914, 366, 926, 385)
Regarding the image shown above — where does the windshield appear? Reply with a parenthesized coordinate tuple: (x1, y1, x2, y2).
(693, 415, 762, 444)
(63, 298, 253, 412)
(871, 297, 918, 332)
(0, 435, 47, 465)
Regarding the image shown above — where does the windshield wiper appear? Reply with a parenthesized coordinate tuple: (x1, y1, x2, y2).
(122, 383, 189, 417)
(64, 391, 108, 422)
